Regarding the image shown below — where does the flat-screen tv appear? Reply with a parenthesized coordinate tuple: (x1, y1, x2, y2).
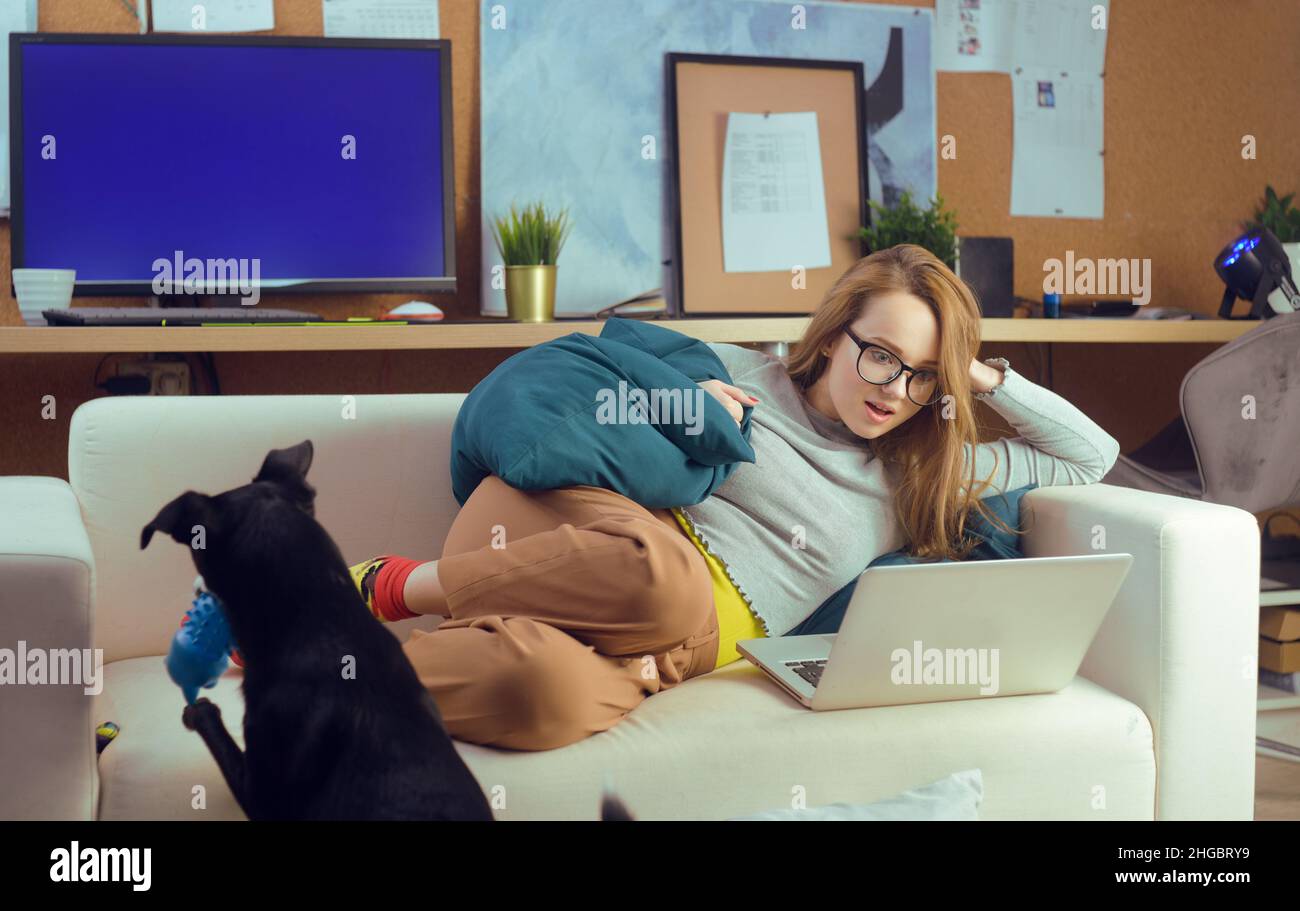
(9, 33, 455, 298)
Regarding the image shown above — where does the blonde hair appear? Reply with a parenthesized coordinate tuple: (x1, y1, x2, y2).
(785, 244, 1023, 560)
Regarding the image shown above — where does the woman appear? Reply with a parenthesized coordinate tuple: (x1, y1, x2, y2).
(348, 244, 1121, 751)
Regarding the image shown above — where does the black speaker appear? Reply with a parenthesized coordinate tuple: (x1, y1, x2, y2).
(957, 237, 1014, 317)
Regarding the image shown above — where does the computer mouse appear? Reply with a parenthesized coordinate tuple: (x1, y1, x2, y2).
(1133, 307, 1192, 320)
(385, 301, 444, 320)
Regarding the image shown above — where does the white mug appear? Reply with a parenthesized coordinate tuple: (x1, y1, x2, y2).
(12, 268, 76, 326)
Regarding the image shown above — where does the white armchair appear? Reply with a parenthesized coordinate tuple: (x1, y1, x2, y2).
(0, 394, 1260, 820)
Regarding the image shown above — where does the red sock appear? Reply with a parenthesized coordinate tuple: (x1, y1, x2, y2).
(372, 556, 426, 622)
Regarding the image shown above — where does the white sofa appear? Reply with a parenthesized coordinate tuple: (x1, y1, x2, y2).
(0, 393, 1261, 820)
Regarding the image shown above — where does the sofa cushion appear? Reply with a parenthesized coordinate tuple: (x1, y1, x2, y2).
(450, 317, 756, 510)
(94, 654, 1155, 821)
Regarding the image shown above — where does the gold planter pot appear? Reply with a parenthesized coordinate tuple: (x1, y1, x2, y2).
(504, 264, 558, 322)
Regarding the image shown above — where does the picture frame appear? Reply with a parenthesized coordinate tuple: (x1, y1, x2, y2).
(665, 52, 869, 317)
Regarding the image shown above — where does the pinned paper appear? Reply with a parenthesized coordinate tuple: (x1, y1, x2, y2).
(721, 111, 832, 274)
(322, 0, 439, 39)
(150, 0, 274, 33)
(1010, 70, 1104, 218)
(935, 0, 1108, 75)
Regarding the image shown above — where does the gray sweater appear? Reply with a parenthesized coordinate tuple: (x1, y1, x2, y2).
(676, 343, 1122, 637)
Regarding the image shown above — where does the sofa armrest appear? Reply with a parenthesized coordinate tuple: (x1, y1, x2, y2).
(0, 477, 98, 820)
(1020, 483, 1259, 820)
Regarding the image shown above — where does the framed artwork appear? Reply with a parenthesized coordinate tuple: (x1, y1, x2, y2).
(667, 52, 869, 316)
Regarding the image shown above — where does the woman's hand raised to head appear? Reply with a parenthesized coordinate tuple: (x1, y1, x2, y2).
(968, 357, 1007, 397)
(698, 379, 759, 426)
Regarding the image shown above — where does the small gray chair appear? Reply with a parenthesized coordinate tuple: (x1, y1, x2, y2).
(1102, 312, 1300, 516)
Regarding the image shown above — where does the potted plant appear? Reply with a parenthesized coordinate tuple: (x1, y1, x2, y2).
(857, 189, 959, 270)
(490, 201, 573, 322)
(1243, 185, 1300, 279)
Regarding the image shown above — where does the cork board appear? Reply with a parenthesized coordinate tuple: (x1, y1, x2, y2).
(669, 55, 866, 316)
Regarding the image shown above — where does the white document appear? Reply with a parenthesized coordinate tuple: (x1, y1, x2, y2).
(0, 0, 37, 214)
(1010, 70, 1104, 218)
(150, 0, 274, 33)
(1009, 0, 1109, 75)
(935, 0, 1108, 76)
(934, 0, 1011, 72)
(721, 111, 832, 274)
(323, 0, 439, 39)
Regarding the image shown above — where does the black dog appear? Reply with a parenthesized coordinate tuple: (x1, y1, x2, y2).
(141, 440, 495, 820)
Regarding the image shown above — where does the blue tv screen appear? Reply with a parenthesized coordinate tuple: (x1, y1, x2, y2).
(12, 37, 452, 294)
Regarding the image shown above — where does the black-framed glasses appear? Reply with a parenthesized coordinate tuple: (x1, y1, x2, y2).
(843, 327, 943, 406)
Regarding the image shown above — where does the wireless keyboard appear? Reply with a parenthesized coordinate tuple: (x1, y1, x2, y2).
(41, 307, 323, 326)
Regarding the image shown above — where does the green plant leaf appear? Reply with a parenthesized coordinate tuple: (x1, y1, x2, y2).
(858, 188, 959, 267)
(1245, 185, 1300, 243)
(490, 200, 573, 265)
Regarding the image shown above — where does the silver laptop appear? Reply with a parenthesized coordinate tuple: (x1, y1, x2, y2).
(736, 553, 1133, 711)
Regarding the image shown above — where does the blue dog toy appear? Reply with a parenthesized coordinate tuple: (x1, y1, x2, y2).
(166, 578, 237, 705)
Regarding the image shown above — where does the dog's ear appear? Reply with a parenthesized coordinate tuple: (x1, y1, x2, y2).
(254, 440, 316, 514)
(141, 491, 216, 550)
(255, 440, 314, 485)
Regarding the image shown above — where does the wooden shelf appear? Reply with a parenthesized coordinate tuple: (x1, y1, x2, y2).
(0, 316, 1257, 354)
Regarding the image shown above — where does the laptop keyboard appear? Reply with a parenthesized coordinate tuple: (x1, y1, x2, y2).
(785, 659, 827, 688)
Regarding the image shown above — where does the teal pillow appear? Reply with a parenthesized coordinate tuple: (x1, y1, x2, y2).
(450, 318, 756, 508)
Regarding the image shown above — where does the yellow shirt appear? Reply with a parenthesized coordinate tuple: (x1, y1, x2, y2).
(669, 507, 768, 669)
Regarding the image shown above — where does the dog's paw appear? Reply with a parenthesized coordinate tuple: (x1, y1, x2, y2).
(182, 697, 221, 731)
